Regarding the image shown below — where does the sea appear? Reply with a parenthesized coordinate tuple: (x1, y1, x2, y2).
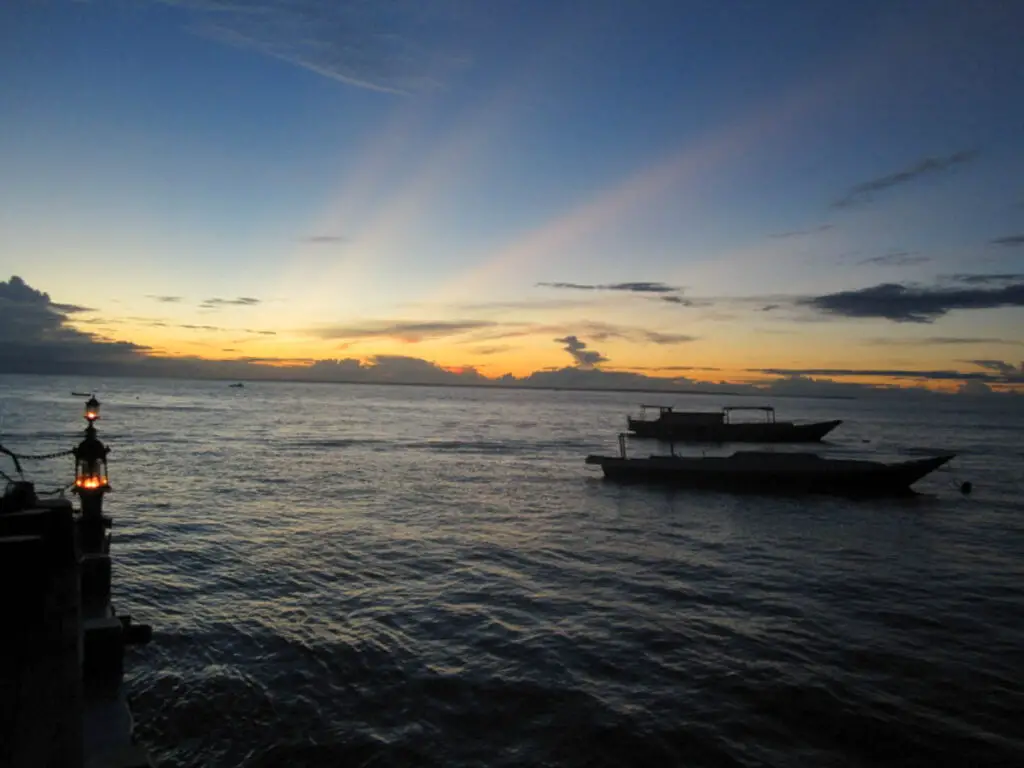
(1, 374, 1022, 768)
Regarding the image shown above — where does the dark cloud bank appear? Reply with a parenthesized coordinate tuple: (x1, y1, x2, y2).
(805, 274, 1024, 323)
(1, 277, 1020, 398)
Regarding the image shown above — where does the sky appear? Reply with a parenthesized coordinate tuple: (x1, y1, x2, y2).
(2, 0, 1023, 394)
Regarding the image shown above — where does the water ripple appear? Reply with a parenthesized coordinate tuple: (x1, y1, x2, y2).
(3, 376, 1023, 767)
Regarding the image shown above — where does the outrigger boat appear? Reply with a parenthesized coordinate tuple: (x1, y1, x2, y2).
(627, 405, 841, 443)
(586, 435, 954, 497)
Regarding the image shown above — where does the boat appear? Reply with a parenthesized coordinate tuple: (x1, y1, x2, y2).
(585, 435, 954, 497)
(228, 382, 244, 388)
(626, 404, 841, 443)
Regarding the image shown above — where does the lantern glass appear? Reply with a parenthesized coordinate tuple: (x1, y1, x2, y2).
(75, 457, 108, 490)
(85, 397, 100, 422)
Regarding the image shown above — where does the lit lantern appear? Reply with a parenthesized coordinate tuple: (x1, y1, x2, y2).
(85, 395, 100, 423)
(74, 397, 110, 518)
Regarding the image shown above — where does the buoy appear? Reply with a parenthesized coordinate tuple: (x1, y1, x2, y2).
(960, 481, 973, 495)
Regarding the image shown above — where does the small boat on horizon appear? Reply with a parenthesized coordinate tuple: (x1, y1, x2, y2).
(71, 391, 92, 397)
(229, 382, 245, 388)
(585, 435, 953, 497)
(627, 404, 841, 443)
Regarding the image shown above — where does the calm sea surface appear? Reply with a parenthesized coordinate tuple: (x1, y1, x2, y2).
(2, 375, 1023, 767)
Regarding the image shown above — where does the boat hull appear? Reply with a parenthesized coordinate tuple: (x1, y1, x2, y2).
(626, 418, 842, 443)
(584, 453, 953, 497)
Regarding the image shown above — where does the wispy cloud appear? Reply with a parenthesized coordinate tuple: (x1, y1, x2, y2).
(769, 224, 834, 239)
(200, 297, 262, 309)
(832, 150, 978, 209)
(942, 273, 1024, 285)
(867, 336, 1024, 347)
(643, 331, 698, 345)
(158, 0, 467, 94)
(308, 319, 497, 343)
(472, 345, 514, 356)
(857, 251, 931, 267)
(537, 280, 703, 308)
(302, 235, 349, 244)
(537, 281, 680, 294)
(990, 234, 1024, 247)
(147, 295, 183, 303)
(749, 366, 1015, 382)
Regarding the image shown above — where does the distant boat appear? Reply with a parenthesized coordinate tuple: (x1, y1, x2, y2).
(627, 405, 841, 443)
(585, 435, 953, 497)
(71, 391, 91, 397)
(228, 383, 244, 388)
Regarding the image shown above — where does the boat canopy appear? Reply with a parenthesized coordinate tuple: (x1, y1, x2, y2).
(722, 406, 776, 424)
(636, 404, 779, 424)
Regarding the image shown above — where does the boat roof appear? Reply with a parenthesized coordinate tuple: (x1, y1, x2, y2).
(639, 404, 776, 413)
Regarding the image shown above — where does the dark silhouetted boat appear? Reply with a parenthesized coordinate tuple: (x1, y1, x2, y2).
(627, 404, 841, 443)
(585, 435, 953, 497)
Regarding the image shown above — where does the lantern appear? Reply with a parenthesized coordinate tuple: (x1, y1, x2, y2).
(74, 396, 110, 521)
(74, 430, 110, 492)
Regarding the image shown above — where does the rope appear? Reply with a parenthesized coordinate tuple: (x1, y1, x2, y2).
(1, 443, 75, 495)
(0, 445, 24, 479)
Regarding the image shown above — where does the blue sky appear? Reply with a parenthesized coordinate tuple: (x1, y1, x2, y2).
(1, 0, 1023, 390)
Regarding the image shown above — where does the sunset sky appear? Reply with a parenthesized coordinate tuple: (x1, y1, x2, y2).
(2, 0, 1023, 392)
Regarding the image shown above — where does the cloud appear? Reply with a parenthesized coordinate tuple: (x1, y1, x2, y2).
(157, 0, 467, 94)
(148, 295, 183, 303)
(537, 280, 703, 309)
(302, 235, 349, 244)
(857, 251, 931, 267)
(660, 295, 694, 306)
(749, 366, 1010, 382)
(0, 276, 150, 374)
(308, 319, 497, 343)
(966, 359, 1023, 377)
(537, 281, 680, 294)
(867, 336, 1024, 347)
(472, 345, 513, 355)
(832, 150, 978, 209)
(769, 224, 834, 239)
(5, 275, 1020, 396)
(803, 278, 1024, 322)
(643, 331, 698, 345)
(555, 335, 607, 369)
(990, 235, 1024, 247)
(315, 318, 699, 347)
(200, 297, 262, 309)
(941, 273, 1024, 285)
(91, 316, 277, 336)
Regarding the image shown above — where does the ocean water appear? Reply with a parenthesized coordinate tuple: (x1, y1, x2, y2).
(1, 374, 1023, 767)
